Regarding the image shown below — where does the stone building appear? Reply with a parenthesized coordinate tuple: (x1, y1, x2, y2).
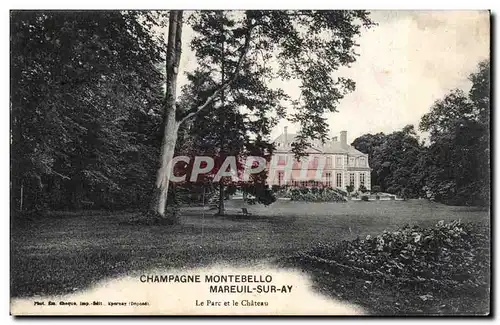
(267, 127, 371, 191)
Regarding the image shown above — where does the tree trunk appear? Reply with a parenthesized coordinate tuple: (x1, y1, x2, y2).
(218, 183, 225, 215)
(153, 110, 180, 217)
(19, 181, 24, 212)
(148, 11, 252, 219)
(150, 10, 183, 219)
(217, 13, 226, 216)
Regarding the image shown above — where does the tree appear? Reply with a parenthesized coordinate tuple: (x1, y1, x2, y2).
(351, 133, 386, 186)
(419, 60, 490, 206)
(178, 11, 288, 215)
(151, 10, 375, 219)
(10, 11, 165, 214)
(352, 125, 425, 198)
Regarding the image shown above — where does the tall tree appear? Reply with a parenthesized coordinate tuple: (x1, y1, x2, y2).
(419, 60, 490, 206)
(151, 10, 375, 219)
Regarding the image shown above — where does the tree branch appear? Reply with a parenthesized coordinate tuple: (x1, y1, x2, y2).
(178, 20, 255, 125)
(42, 161, 70, 180)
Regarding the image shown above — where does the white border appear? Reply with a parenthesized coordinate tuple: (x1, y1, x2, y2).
(1, 1, 497, 324)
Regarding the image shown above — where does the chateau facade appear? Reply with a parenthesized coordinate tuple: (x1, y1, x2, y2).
(267, 128, 371, 191)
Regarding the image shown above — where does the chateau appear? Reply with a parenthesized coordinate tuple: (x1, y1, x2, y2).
(267, 128, 371, 191)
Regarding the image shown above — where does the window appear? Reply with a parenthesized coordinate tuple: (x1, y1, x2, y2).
(349, 173, 355, 186)
(360, 157, 366, 167)
(336, 156, 342, 168)
(326, 157, 332, 168)
(325, 172, 332, 187)
(278, 155, 286, 165)
(278, 171, 284, 186)
(360, 173, 365, 186)
(349, 157, 355, 166)
(312, 156, 319, 168)
(336, 173, 342, 188)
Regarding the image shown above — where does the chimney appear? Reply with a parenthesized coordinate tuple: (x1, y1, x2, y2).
(284, 126, 288, 146)
(340, 131, 347, 148)
(332, 136, 338, 142)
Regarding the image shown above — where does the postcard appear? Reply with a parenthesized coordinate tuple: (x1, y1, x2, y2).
(10, 9, 491, 316)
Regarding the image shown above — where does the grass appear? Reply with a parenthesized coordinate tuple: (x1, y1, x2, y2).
(10, 199, 490, 314)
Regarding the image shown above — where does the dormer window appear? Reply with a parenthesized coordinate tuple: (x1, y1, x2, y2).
(335, 156, 342, 167)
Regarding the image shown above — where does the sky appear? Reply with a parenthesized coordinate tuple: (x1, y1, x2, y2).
(177, 10, 490, 144)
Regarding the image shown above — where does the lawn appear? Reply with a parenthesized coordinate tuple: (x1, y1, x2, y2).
(10, 199, 490, 314)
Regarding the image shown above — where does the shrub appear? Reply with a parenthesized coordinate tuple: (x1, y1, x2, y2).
(289, 187, 347, 202)
(299, 187, 309, 195)
(359, 185, 368, 193)
(361, 195, 369, 201)
(334, 188, 348, 197)
(371, 185, 382, 194)
(292, 220, 490, 313)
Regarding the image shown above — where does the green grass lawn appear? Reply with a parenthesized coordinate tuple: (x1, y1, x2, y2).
(10, 199, 489, 314)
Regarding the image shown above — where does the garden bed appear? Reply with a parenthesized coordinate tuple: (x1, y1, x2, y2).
(284, 220, 490, 315)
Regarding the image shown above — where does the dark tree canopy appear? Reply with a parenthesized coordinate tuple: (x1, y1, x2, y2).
(10, 11, 165, 212)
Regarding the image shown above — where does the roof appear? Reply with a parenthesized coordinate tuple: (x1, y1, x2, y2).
(273, 133, 367, 156)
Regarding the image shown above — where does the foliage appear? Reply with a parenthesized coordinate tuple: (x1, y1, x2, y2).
(10, 11, 165, 213)
(418, 60, 490, 206)
(346, 184, 354, 194)
(360, 195, 369, 201)
(358, 185, 367, 193)
(306, 220, 489, 289)
(181, 10, 375, 157)
(291, 220, 490, 314)
(289, 187, 347, 202)
(172, 10, 375, 213)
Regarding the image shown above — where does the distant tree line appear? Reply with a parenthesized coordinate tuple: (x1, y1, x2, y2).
(352, 60, 490, 206)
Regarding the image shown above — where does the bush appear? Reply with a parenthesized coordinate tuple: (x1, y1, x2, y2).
(371, 185, 382, 194)
(289, 187, 347, 202)
(361, 195, 369, 201)
(296, 220, 489, 294)
(290, 220, 490, 314)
